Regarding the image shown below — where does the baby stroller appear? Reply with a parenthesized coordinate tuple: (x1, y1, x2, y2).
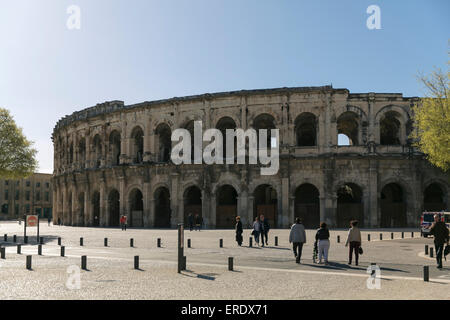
(313, 240, 318, 263)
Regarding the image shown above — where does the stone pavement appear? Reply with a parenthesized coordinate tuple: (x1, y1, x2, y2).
(0, 221, 448, 300)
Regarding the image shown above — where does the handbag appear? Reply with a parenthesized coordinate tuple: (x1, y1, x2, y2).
(358, 247, 363, 255)
(251, 229, 255, 236)
(444, 244, 450, 261)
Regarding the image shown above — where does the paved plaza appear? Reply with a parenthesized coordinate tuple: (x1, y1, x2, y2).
(0, 221, 449, 300)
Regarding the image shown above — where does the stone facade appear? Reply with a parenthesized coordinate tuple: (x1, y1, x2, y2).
(51, 86, 449, 229)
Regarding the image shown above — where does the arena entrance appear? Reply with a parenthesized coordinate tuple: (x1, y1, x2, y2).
(154, 187, 171, 228)
(108, 189, 120, 227)
(423, 183, 446, 212)
(216, 185, 238, 229)
(129, 188, 144, 227)
(92, 191, 100, 226)
(380, 183, 406, 227)
(254, 184, 277, 227)
(294, 183, 320, 229)
(184, 186, 202, 224)
(337, 183, 363, 228)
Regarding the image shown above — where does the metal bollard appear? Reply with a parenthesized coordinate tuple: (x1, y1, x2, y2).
(401, 232, 404, 239)
(423, 266, 429, 282)
(38, 244, 42, 255)
(39, 237, 44, 245)
(430, 247, 434, 258)
(130, 238, 134, 247)
(228, 257, 234, 271)
(17, 244, 21, 254)
(379, 233, 383, 240)
(187, 239, 191, 248)
(411, 232, 414, 238)
(1, 247, 5, 259)
(81, 255, 87, 270)
(13, 235, 17, 243)
(220, 239, 223, 248)
(368, 234, 371, 241)
(275, 236, 278, 246)
(58, 237, 61, 246)
(425, 245, 429, 255)
(61, 246, 65, 257)
(134, 256, 139, 269)
(24, 236, 28, 244)
(26, 255, 32, 270)
(104, 238, 108, 247)
(391, 233, 394, 240)
(80, 237, 83, 246)
(249, 237, 253, 247)
(157, 238, 161, 248)
(337, 235, 340, 243)
(4, 234, 7, 241)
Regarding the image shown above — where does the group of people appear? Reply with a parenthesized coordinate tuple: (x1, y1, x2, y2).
(288, 218, 363, 265)
(235, 215, 270, 247)
(187, 213, 204, 231)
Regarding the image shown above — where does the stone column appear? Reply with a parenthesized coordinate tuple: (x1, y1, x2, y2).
(281, 177, 289, 228)
(71, 187, 77, 226)
(119, 178, 126, 217)
(368, 163, 378, 227)
(201, 190, 210, 229)
(247, 195, 254, 227)
(143, 182, 152, 227)
(62, 185, 68, 225)
(171, 173, 180, 227)
(209, 193, 216, 229)
(289, 196, 296, 226)
(99, 181, 106, 227)
(323, 194, 337, 227)
(84, 186, 90, 226)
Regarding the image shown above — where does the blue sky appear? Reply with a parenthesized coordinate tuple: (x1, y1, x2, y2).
(0, 0, 448, 173)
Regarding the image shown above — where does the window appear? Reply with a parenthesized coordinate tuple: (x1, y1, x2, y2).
(46, 182, 50, 188)
(26, 191, 30, 201)
(1, 204, 8, 214)
(25, 204, 30, 213)
(16, 180, 20, 186)
(45, 192, 49, 202)
(5, 180, 9, 186)
(26, 181, 30, 187)
(36, 191, 40, 201)
(36, 182, 41, 188)
(14, 204, 19, 216)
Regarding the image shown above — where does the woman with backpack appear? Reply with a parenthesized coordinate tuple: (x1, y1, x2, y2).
(315, 222, 330, 265)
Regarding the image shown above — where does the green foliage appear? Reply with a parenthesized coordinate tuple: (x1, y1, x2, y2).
(0, 108, 37, 179)
(411, 68, 450, 171)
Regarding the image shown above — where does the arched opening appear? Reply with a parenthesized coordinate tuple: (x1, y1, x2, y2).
(380, 111, 401, 145)
(337, 112, 359, 146)
(254, 184, 278, 227)
(154, 187, 171, 228)
(91, 191, 100, 226)
(184, 186, 202, 224)
(380, 183, 407, 227)
(108, 189, 120, 227)
(78, 138, 86, 169)
(337, 183, 363, 228)
(78, 192, 85, 226)
(92, 135, 102, 168)
(155, 124, 171, 162)
(109, 130, 121, 166)
(129, 188, 144, 227)
(216, 185, 238, 229)
(253, 114, 276, 148)
(424, 183, 446, 212)
(294, 183, 320, 228)
(130, 127, 144, 164)
(216, 117, 237, 162)
(295, 113, 317, 146)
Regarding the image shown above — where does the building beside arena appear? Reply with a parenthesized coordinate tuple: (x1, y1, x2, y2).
(51, 86, 449, 229)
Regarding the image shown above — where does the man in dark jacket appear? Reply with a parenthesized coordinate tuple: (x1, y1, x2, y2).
(235, 216, 243, 246)
(429, 214, 450, 269)
(260, 215, 270, 246)
(187, 213, 194, 231)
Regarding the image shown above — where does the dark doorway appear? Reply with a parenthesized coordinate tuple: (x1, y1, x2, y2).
(337, 183, 363, 228)
(380, 183, 407, 227)
(129, 188, 144, 227)
(295, 184, 320, 228)
(424, 183, 446, 212)
(216, 185, 238, 229)
(154, 187, 171, 228)
(92, 191, 100, 226)
(254, 184, 277, 227)
(184, 186, 202, 223)
(108, 189, 120, 227)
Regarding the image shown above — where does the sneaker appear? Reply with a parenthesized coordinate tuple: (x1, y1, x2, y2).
(437, 265, 443, 269)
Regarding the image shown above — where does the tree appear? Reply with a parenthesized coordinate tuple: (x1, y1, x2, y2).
(0, 108, 37, 179)
(411, 67, 450, 171)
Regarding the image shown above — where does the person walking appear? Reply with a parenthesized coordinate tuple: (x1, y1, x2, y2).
(289, 218, 307, 263)
(120, 215, 127, 231)
(252, 216, 262, 246)
(235, 216, 243, 246)
(315, 222, 330, 265)
(195, 214, 203, 231)
(345, 220, 362, 266)
(429, 214, 449, 269)
(188, 213, 194, 231)
(260, 215, 270, 246)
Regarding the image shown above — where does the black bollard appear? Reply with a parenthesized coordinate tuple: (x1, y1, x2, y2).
(39, 237, 44, 245)
(249, 237, 253, 247)
(391, 233, 394, 240)
(61, 246, 65, 257)
(38, 244, 42, 255)
(81, 255, 87, 270)
(187, 239, 191, 248)
(430, 247, 434, 258)
(4, 234, 7, 241)
(228, 257, 234, 271)
(379, 233, 383, 241)
(17, 244, 21, 254)
(425, 245, 429, 255)
(26, 255, 32, 270)
(130, 238, 134, 247)
(1, 247, 5, 259)
(220, 239, 223, 248)
(24, 236, 28, 244)
(58, 237, 61, 246)
(401, 232, 404, 239)
(368, 234, 371, 241)
(337, 235, 340, 243)
(423, 266, 429, 282)
(13, 235, 17, 243)
(275, 236, 278, 246)
(411, 232, 414, 238)
(134, 256, 139, 269)
(80, 237, 83, 246)
(157, 238, 161, 248)
(104, 238, 108, 247)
